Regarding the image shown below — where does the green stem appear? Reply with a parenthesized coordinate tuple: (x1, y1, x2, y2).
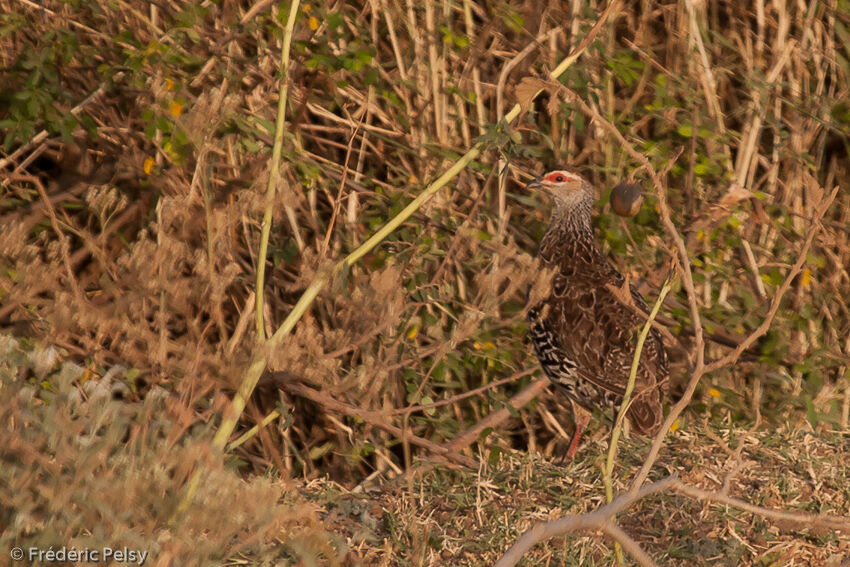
(604, 277, 675, 498)
(602, 276, 676, 564)
(170, 0, 300, 525)
(227, 409, 282, 452)
(255, 0, 301, 339)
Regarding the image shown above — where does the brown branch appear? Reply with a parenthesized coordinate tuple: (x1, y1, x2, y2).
(600, 523, 659, 567)
(30, 176, 82, 301)
(670, 480, 850, 533)
(393, 366, 538, 416)
(280, 381, 476, 468)
(496, 26, 562, 118)
(443, 377, 549, 453)
(631, 185, 837, 492)
(492, 475, 674, 567)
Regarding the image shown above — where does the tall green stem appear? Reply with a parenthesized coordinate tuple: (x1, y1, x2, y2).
(255, 0, 301, 339)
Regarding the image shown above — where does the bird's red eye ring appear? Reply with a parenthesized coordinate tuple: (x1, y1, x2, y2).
(555, 175, 565, 182)
(546, 172, 568, 183)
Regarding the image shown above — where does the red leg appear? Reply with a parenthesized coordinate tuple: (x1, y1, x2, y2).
(565, 403, 591, 459)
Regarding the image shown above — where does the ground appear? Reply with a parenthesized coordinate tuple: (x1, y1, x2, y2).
(301, 420, 849, 565)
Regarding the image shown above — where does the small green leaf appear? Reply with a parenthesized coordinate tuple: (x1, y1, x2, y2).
(488, 446, 502, 466)
(309, 442, 334, 460)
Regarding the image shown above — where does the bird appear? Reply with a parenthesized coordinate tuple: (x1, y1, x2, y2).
(525, 168, 668, 459)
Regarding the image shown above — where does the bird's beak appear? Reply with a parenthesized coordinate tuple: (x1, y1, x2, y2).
(526, 176, 543, 190)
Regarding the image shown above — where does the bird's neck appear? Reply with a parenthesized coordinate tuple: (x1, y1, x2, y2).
(540, 201, 600, 264)
(550, 200, 593, 234)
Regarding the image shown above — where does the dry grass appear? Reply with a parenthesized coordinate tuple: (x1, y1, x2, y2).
(322, 424, 847, 566)
(1, 0, 849, 564)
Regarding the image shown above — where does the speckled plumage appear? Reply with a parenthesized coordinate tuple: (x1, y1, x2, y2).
(526, 170, 668, 444)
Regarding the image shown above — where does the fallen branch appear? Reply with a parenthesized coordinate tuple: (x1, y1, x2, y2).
(394, 366, 538, 416)
(493, 475, 675, 567)
(283, 381, 476, 468)
(670, 480, 850, 533)
(443, 377, 549, 454)
(492, 474, 850, 567)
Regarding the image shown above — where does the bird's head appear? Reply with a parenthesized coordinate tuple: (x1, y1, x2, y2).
(526, 169, 593, 212)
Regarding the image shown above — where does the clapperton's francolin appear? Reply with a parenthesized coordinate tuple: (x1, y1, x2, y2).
(525, 169, 668, 458)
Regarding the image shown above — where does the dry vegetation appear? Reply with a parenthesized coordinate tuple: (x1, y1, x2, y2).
(1, 0, 849, 565)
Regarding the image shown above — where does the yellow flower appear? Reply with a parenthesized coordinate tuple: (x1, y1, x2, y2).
(143, 157, 155, 175)
(669, 418, 681, 433)
(407, 327, 419, 340)
(801, 268, 811, 288)
(308, 16, 319, 31)
(165, 77, 174, 91)
(303, 4, 312, 12)
(169, 101, 183, 117)
(708, 387, 722, 398)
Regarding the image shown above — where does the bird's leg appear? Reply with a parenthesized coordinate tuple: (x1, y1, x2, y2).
(565, 402, 591, 459)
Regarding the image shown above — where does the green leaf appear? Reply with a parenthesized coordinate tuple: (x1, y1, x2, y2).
(308, 442, 333, 460)
(326, 12, 343, 29)
(421, 395, 435, 416)
(488, 446, 502, 466)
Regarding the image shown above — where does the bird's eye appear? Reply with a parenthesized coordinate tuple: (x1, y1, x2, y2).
(555, 175, 565, 182)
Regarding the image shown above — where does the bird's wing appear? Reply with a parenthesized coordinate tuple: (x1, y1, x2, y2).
(544, 264, 668, 399)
